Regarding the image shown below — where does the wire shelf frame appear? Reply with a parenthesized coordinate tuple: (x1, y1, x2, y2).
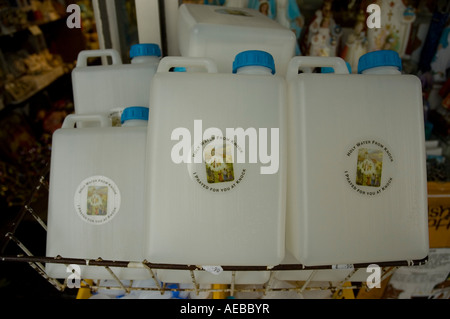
(0, 164, 428, 298)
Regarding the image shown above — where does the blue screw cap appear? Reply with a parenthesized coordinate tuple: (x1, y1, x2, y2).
(357, 50, 402, 74)
(121, 106, 149, 124)
(232, 50, 276, 74)
(130, 43, 161, 58)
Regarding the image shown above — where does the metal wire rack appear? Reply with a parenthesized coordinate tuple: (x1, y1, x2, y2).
(0, 164, 428, 299)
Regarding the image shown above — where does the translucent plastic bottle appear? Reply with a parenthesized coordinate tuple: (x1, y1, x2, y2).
(285, 51, 428, 266)
(146, 51, 287, 267)
(177, 3, 295, 75)
(72, 44, 160, 125)
(155, 51, 272, 284)
(46, 107, 150, 280)
(358, 50, 403, 75)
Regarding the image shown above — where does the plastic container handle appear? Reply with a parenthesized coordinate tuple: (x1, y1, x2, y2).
(157, 57, 218, 73)
(286, 56, 350, 80)
(76, 49, 123, 67)
(62, 114, 112, 128)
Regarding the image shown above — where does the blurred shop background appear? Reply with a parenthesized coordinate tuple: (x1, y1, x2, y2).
(0, 0, 448, 299)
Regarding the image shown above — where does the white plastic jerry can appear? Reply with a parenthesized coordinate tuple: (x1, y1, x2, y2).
(46, 107, 150, 280)
(285, 50, 429, 266)
(71, 44, 160, 124)
(177, 3, 296, 75)
(146, 51, 287, 267)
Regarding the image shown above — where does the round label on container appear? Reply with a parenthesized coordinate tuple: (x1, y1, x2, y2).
(187, 135, 246, 194)
(343, 138, 395, 197)
(74, 175, 121, 225)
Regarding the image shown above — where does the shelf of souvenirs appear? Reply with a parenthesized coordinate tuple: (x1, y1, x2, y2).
(0, 1, 67, 37)
(0, 15, 66, 38)
(4, 66, 63, 106)
(0, 60, 74, 109)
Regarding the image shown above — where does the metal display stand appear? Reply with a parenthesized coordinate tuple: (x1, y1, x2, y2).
(0, 164, 428, 298)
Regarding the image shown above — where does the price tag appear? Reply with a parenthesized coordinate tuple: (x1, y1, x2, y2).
(202, 265, 223, 275)
(332, 264, 354, 270)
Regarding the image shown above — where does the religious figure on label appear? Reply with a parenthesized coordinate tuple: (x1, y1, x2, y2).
(356, 148, 383, 187)
(204, 142, 235, 184)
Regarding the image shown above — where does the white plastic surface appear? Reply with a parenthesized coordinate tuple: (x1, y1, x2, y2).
(76, 49, 122, 67)
(72, 49, 159, 121)
(45, 114, 150, 280)
(285, 56, 429, 266)
(285, 56, 350, 79)
(235, 65, 273, 75)
(146, 57, 287, 266)
(177, 3, 296, 75)
(362, 65, 402, 75)
(157, 269, 270, 285)
(121, 119, 147, 127)
(62, 113, 112, 128)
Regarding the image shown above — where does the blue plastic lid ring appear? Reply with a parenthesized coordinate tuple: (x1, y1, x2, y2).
(232, 50, 276, 74)
(357, 50, 402, 74)
(130, 43, 161, 58)
(121, 106, 149, 124)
